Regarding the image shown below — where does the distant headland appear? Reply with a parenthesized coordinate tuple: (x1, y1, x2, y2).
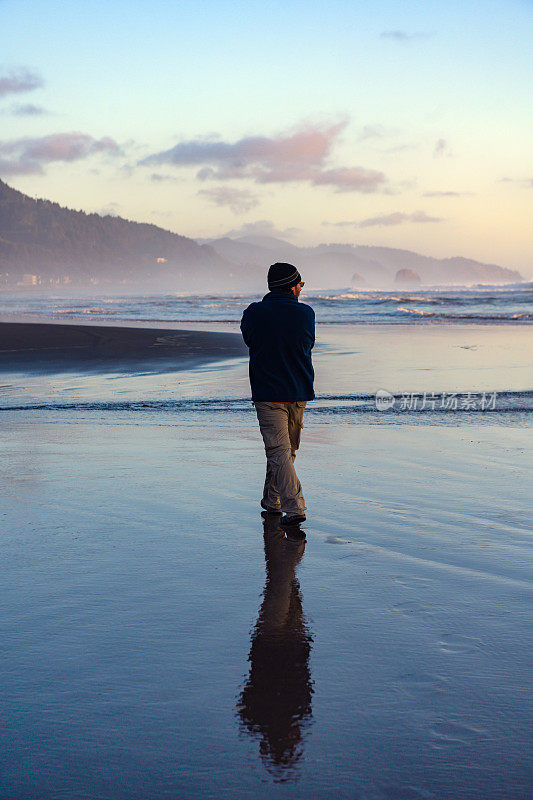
(0, 180, 523, 292)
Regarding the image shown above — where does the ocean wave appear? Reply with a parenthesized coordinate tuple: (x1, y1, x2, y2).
(397, 306, 434, 316)
(1, 285, 531, 325)
(396, 307, 533, 321)
(2, 390, 531, 414)
(315, 293, 443, 304)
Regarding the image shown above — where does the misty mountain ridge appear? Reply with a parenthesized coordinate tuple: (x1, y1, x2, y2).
(205, 235, 522, 287)
(0, 179, 523, 291)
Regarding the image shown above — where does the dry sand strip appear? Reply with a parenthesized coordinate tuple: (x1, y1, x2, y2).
(0, 321, 248, 374)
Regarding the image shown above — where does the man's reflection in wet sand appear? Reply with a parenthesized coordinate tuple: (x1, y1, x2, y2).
(237, 518, 314, 782)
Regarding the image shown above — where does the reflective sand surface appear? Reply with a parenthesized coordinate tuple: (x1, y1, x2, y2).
(1, 321, 531, 799)
(1, 412, 531, 799)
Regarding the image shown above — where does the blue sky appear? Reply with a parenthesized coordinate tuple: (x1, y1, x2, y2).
(1, 0, 532, 275)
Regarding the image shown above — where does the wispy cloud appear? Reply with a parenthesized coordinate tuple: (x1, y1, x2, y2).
(433, 138, 450, 158)
(140, 120, 387, 194)
(98, 202, 120, 217)
(355, 124, 418, 156)
(150, 172, 182, 182)
(357, 125, 387, 141)
(357, 124, 402, 142)
(222, 220, 300, 240)
(325, 211, 444, 228)
(498, 176, 533, 188)
(422, 190, 474, 197)
(198, 186, 259, 214)
(322, 220, 359, 228)
(359, 211, 444, 227)
(0, 132, 122, 176)
(0, 158, 38, 177)
(0, 68, 43, 98)
(311, 166, 386, 193)
(11, 103, 48, 116)
(380, 30, 433, 42)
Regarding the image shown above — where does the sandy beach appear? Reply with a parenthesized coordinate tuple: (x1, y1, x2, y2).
(1, 317, 531, 799)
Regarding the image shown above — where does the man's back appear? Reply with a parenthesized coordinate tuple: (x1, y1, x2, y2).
(240, 290, 315, 402)
(242, 262, 313, 528)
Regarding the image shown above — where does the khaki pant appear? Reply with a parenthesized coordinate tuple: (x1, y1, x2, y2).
(254, 401, 307, 516)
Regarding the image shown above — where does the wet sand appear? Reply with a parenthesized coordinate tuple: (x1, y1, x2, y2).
(0, 320, 531, 799)
(1, 408, 531, 799)
(0, 320, 247, 373)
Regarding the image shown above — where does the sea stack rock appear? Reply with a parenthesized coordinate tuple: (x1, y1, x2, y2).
(350, 272, 366, 288)
(395, 268, 421, 286)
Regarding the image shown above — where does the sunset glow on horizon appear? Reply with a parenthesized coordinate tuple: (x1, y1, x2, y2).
(1, 0, 532, 277)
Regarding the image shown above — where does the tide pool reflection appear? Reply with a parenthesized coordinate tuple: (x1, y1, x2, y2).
(237, 518, 314, 782)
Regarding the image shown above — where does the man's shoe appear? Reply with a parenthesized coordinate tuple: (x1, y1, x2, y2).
(260, 499, 282, 516)
(280, 513, 306, 526)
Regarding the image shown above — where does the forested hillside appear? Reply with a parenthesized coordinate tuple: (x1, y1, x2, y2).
(0, 180, 230, 289)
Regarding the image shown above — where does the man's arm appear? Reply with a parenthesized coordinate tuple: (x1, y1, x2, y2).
(240, 307, 251, 347)
(305, 306, 315, 349)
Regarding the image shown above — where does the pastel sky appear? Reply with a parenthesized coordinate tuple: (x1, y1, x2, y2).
(1, 0, 532, 276)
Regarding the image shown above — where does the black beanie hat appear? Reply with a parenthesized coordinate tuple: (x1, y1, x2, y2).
(267, 262, 302, 290)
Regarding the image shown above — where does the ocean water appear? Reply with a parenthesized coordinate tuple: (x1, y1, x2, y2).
(1, 282, 532, 325)
(1, 282, 532, 419)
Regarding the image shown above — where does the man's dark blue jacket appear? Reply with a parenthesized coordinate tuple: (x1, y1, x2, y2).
(240, 291, 315, 401)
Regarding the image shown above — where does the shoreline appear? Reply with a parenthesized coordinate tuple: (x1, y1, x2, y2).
(1, 317, 531, 396)
(0, 320, 248, 374)
(0, 310, 531, 329)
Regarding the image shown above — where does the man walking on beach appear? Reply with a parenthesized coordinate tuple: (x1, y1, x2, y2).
(240, 263, 315, 527)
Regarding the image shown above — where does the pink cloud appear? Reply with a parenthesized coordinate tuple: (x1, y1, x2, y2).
(143, 121, 346, 170)
(0, 132, 122, 176)
(312, 167, 386, 193)
(141, 120, 387, 194)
